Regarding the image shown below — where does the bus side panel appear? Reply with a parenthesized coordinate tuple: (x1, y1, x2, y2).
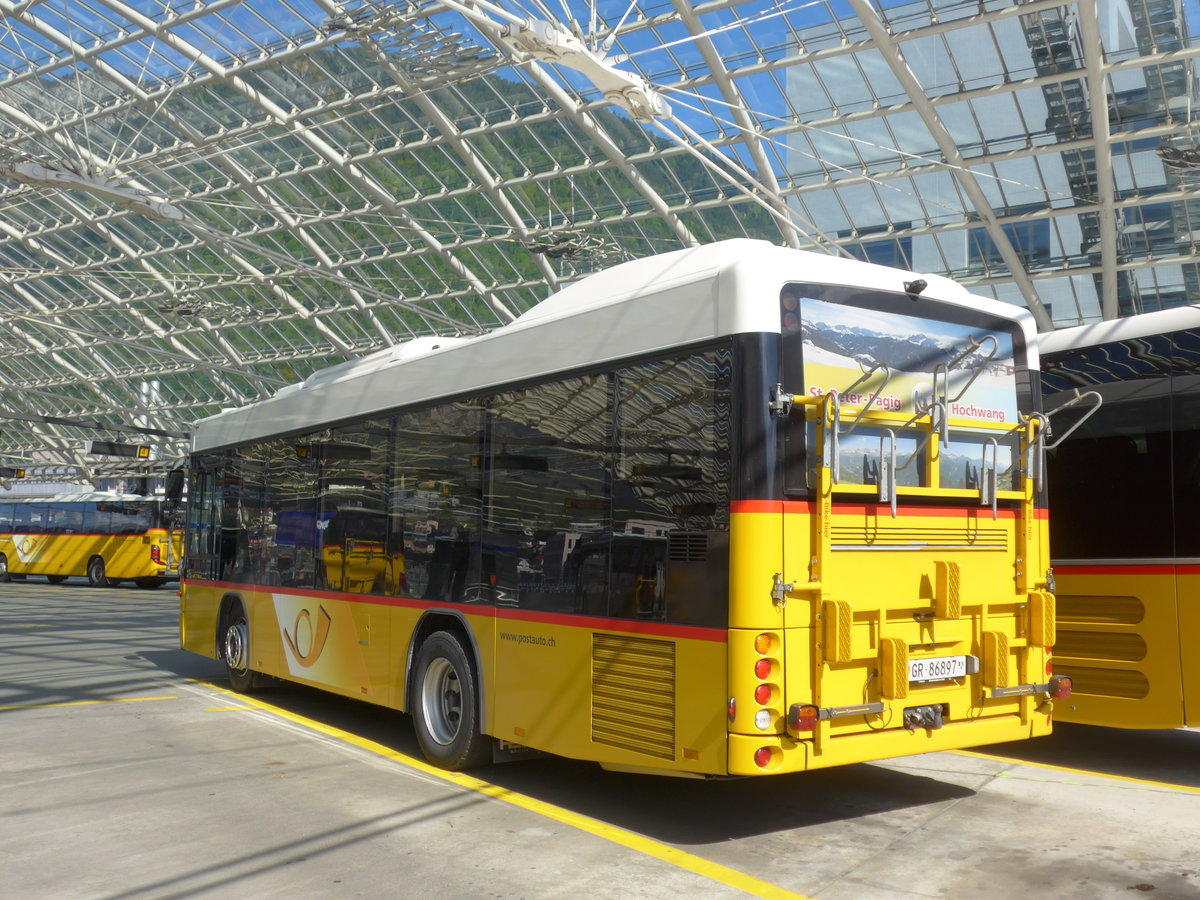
(90, 534, 153, 580)
(3, 533, 45, 575)
(491, 613, 727, 775)
(1177, 568, 1200, 727)
(180, 581, 222, 660)
(1054, 566, 1185, 728)
(0, 535, 26, 575)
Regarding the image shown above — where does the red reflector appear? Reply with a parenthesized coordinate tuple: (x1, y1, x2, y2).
(727, 697, 736, 722)
(788, 704, 819, 733)
(754, 684, 771, 705)
(1046, 658, 1054, 675)
(754, 658, 771, 679)
(1050, 675, 1072, 699)
(149, 545, 161, 564)
(753, 747, 772, 768)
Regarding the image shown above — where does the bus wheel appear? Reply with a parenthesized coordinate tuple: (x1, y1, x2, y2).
(222, 602, 257, 693)
(412, 631, 490, 770)
(46, 575, 67, 584)
(87, 557, 111, 588)
(0, 553, 9, 583)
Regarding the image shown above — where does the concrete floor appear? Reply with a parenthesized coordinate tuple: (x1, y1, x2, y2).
(2, 581, 1199, 900)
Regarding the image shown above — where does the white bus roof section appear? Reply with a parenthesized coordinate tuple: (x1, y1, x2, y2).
(193, 240, 1035, 453)
(1040, 305, 1200, 355)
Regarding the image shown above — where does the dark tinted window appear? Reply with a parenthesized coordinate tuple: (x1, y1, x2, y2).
(612, 349, 732, 626)
(312, 422, 396, 596)
(486, 375, 610, 614)
(393, 401, 483, 604)
(1044, 336, 1175, 559)
(106, 502, 154, 534)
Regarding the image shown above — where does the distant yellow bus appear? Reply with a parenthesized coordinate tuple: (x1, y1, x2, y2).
(1041, 307, 1200, 728)
(182, 240, 1065, 775)
(0, 493, 182, 587)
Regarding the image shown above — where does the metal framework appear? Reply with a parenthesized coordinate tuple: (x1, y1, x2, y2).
(0, 0, 1196, 468)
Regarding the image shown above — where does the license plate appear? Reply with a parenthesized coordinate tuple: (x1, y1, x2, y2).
(909, 655, 968, 683)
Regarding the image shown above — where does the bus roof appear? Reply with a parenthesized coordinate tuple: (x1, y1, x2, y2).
(192, 239, 1036, 454)
(1040, 305, 1200, 356)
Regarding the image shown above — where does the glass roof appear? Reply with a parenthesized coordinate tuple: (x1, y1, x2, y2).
(0, 0, 1198, 471)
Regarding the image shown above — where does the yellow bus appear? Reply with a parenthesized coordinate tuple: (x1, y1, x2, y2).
(0, 492, 183, 587)
(1041, 306, 1200, 728)
(181, 239, 1065, 775)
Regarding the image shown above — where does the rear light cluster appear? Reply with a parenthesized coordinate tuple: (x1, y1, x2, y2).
(149, 544, 161, 564)
(1049, 674, 1072, 699)
(752, 631, 782, 768)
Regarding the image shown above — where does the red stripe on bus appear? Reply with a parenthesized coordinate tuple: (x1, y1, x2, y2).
(182, 580, 727, 642)
(1055, 564, 1177, 575)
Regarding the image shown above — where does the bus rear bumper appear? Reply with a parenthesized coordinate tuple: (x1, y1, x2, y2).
(728, 711, 1052, 776)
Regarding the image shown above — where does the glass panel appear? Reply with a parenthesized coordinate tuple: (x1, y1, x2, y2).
(83, 503, 110, 534)
(262, 437, 319, 590)
(311, 422, 396, 596)
(47, 502, 85, 534)
(393, 401, 484, 604)
(485, 376, 610, 614)
(1044, 336, 1174, 559)
(106, 502, 152, 535)
(613, 349, 732, 627)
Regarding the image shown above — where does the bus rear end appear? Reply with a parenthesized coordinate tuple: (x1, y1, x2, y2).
(725, 280, 1063, 774)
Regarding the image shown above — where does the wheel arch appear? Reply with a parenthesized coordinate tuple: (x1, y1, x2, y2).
(215, 592, 248, 662)
(403, 609, 487, 724)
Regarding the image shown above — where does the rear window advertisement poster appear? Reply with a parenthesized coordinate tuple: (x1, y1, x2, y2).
(798, 297, 1019, 485)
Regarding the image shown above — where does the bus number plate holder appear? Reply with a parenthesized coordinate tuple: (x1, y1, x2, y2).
(909, 655, 969, 683)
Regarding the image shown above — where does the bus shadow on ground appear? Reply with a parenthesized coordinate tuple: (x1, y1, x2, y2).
(136, 648, 228, 682)
(152, 673, 975, 845)
(977, 722, 1200, 790)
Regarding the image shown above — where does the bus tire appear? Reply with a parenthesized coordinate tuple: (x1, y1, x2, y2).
(0, 553, 9, 583)
(221, 600, 257, 693)
(411, 631, 490, 770)
(87, 557, 111, 588)
(46, 575, 67, 584)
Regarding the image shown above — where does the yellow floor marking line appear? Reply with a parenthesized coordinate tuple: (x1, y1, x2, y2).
(952, 749, 1200, 795)
(0, 695, 178, 712)
(205, 683, 809, 900)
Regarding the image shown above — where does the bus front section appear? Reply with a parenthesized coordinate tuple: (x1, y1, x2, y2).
(726, 280, 1063, 775)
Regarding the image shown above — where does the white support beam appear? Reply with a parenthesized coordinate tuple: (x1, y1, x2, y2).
(1076, 0, 1120, 320)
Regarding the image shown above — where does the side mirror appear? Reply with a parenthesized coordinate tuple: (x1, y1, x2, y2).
(165, 469, 185, 504)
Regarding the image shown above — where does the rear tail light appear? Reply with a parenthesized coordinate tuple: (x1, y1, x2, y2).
(1049, 675, 1072, 699)
(750, 632, 781, 733)
(753, 747, 773, 768)
(788, 704, 819, 733)
(149, 544, 161, 564)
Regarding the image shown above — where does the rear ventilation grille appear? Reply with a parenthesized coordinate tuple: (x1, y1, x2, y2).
(668, 532, 708, 562)
(591, 633, 675, 760)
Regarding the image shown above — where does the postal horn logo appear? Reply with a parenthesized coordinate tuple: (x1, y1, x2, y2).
(282, 604, 332, 668)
